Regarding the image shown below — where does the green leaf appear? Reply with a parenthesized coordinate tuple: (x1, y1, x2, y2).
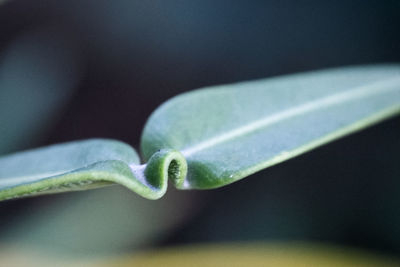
(0, 140, 129, 198)
(141, 64, 400, 189)
(0, 64, 399, 201)
(0, 139, 187, 200)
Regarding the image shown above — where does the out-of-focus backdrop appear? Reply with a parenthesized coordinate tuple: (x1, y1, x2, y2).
(0, 0, 399, 264)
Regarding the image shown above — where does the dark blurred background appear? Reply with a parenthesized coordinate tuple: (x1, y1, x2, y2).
(0, 0, 399, 260)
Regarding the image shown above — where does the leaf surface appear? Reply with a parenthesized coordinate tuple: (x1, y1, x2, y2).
(1, 64, 399, 200)
(141, 64, 400, 189)
(0, 139, 161, 200)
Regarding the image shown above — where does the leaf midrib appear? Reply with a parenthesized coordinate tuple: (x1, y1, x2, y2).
(181, 77, 400, 157)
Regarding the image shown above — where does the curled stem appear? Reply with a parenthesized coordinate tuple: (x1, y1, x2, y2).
(144, 149, 187, 190)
